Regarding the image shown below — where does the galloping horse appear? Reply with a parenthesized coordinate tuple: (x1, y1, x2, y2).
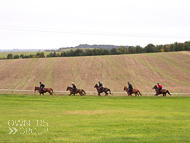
(66, 86, 86, 96)
(124, 86, 142, 96)
(34, 86, 53, 95)
(94, 84, 111, 96)
(152, 85, 171, 96)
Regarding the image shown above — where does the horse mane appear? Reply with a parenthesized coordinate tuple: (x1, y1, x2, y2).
(67, 86, 73, 89)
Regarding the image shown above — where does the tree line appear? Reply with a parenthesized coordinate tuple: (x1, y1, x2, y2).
(2, 41, 190, 60)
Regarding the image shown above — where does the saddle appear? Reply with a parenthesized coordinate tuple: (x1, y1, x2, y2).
(98, 86, 103, 92)
(158, 89, 162, 94)
(41, 88, 45, 92)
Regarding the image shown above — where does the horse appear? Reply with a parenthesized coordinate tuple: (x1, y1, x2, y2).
(94, 84, 111, 96)
(124, 86, 142, 96)
(152, 85, 171, 96)
(66, 86, 86, 96)
(34, 86, 53, 95)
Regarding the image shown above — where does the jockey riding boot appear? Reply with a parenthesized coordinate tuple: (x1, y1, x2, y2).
(99, 87, 102, 93)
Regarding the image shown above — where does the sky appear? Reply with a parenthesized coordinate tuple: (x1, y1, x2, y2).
(0, 0, 190, 50)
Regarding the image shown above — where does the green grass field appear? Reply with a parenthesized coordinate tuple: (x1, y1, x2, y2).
(0, 95, 190, 143)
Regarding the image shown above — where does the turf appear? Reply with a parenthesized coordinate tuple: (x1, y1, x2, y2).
(0, 95, 190, 143)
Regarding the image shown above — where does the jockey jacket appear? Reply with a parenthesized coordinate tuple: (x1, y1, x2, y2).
(158, 84, 162, 89)
(72, 84, 77, 90)
(128, 83, 133, 89)
(99, 82, 103, 87)
(40, 83, 45, 88)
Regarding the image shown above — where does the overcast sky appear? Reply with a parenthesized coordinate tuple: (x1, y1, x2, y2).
(0, 0, 190, 50)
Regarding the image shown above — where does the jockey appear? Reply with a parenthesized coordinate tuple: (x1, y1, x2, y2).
(128, 82, 133, 95)
(39, 82, 45, 92)
(157, 83, 162, 93)
(98, 81, 103, 92)
(71, 82, 77, 93)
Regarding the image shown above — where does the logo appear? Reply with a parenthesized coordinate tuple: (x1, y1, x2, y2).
(8, 120, 48, 135)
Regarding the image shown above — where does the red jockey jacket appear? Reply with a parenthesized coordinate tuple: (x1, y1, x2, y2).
(158, 84, 162, 88)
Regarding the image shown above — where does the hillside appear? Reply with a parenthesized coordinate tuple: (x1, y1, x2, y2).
(55, 44, 130, 52)
(0, 51, 189, 94)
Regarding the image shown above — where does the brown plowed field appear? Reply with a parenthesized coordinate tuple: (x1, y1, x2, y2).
(0, 51, 189, 93)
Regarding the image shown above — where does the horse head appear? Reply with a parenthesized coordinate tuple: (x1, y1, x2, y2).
(66, 86, 72, 91)
(152, 85, 158, 89)
(124, 86, 128, 91)
(34, 86, 40, 91)
(94, 84, 98, 88)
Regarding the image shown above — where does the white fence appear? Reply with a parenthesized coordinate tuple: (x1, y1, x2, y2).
(0, 89, 190, 96)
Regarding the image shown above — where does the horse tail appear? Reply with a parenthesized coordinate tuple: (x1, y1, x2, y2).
(167, 90, 171, 96)
(82, 89, 86, 95)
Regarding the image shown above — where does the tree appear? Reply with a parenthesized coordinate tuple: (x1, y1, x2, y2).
(164, 45, 171, 52)
(170, 44, 174, 51)
(39, 52, 45, 58)
(160, 48, 164, 52)
(92, 48, 100, 55)
(101, 49, 110, 55)
(28, 54, 35, 58)
(85, 49, 93, 56)
(156, 45, 164, 52)
(117, 46, 127, 54)
(74, 49, 84, 56)
(110, 48, 118, 55)
(20, 54, 24, 58)
(135, 45, 143, 53)
(173, 42, 178, 51)
(13, 54, 19, 59)
(178, 43, 184, 51)
(128, 46, 135, 54)
(7, 54, 13, 59)
(144, 44, 155, 53)
(184, 41, 190, 51)
(60, 52, 67, 57)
